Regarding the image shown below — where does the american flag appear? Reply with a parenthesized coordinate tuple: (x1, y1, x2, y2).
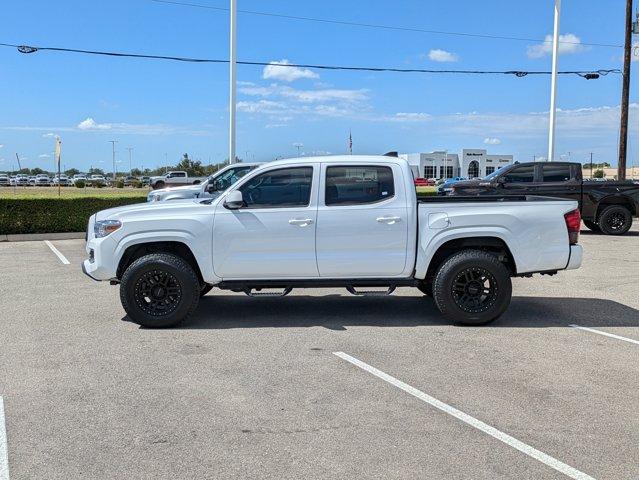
(348, 130, 352, 154)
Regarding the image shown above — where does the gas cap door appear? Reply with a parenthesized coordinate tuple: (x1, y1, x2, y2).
(428, 212, 450, 229)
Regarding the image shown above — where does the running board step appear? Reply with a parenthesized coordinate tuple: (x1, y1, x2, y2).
(244, 287, 292, 297)
(346, 286, 396, 297)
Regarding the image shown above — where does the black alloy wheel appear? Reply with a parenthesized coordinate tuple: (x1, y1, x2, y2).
(451, 267, 498, 314)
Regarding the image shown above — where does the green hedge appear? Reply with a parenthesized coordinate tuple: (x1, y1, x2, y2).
(0, 197, 145, 234)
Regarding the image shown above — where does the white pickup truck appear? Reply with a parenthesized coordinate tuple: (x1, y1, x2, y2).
(149, 171, 208, 190)
(147, 163, 260, 202)
(83, 155, 583, 328)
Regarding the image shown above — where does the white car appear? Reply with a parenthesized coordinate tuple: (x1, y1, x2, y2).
(0, 174, 10, 187)
(34, 174, 51, 186)
(88, 175, 107, 187)
(72, 174, 87, 185)
(15, 174, 29, 186)
(83, 155, 583, 329)
(52, 174, 73, 186)
(147, 163, 260, 202)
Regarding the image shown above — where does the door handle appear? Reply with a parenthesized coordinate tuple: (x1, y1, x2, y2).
(289, 218, 314, 226)
(376, 216, 401, 224)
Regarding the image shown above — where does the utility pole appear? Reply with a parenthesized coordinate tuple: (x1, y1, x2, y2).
(590, 152, 594, 179)
(126, 147, 133, 174)
(547, 0, 561, 162)
(109, 140, 117, 181)
(228, 0, 237, 164)
(618, 0, 634, 181)
(293, 143, 303, 156)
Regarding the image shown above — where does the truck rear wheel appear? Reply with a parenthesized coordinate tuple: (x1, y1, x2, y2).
(120, 253, 200, 328)
(153, 181, 165, 190)
(583, 220, 600, 232)
(598, 205, 632, 235)
(432, 250, 512, 326)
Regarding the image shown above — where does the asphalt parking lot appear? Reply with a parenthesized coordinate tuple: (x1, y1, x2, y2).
(0, 225, 638, 480)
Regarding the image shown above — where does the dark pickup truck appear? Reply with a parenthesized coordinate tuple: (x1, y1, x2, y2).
(449, 161, 639, 235)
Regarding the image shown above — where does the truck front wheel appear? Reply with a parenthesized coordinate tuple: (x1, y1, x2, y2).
(432, 250, 512, 326)
(120, 253, 200, 328)
(153, 181, 165, 190)
(598, 205, 632, 235)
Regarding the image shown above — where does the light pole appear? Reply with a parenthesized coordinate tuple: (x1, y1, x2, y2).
(126, 147, 133, 174)
(228, 0, 237, 164)
(547, 0, 561, 162)
(293, 143, 303, 156)
(109, 140, 118, 180)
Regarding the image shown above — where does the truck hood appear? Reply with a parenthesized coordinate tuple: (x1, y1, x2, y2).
(95, 197, 219, 221)
(152, 183, 206, 195)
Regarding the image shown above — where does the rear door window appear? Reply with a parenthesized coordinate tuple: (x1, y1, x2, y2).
(325, 166, 394, 205)
(503, 165, 535, 183)
(541, 164, 571, 182)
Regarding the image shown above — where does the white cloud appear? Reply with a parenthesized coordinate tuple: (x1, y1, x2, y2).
(0, 144, 3, 148)
(427, 49, 459, 63)
(77, 117, 112, 130)
(392, 112, 431, 122)
(240, 84, 367, 103)
(262, 59, 319, 82)
(39, 154, 50, 158)
(42, 132, 56, 138)
(484, 137, 501, 145)
(527, 33, 586, 58)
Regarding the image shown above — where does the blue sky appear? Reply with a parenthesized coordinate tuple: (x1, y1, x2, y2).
(0, 0, 637, 172)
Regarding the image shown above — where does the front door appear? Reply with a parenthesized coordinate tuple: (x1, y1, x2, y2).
(316, 163, 409, 277)
(213, 165, 319, 279)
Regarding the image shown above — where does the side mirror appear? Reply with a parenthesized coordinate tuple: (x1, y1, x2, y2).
(223, 190, 244, 209)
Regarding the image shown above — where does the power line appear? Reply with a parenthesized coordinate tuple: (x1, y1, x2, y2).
(149, 0, 622, 48)
(0, 42, 620, 79)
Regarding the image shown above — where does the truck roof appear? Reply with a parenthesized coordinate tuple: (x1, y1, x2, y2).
(263, 155, 407, 169)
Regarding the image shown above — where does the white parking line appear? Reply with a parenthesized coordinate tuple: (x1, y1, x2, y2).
(333, 352, 596, 480)
(570, 324, 639, 346)
(44, 240, 70, 265)
(0, 396, 9, 480)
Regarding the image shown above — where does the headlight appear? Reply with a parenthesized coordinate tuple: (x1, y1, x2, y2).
(94, 220, 122, 238)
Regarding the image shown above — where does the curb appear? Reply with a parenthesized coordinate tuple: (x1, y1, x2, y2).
(0, 232, 85, 242)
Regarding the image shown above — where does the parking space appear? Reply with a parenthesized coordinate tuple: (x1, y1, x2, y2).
(0, 226, 638, 479)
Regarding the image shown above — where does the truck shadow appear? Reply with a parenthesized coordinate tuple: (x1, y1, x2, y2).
(164, 294, 639, 330)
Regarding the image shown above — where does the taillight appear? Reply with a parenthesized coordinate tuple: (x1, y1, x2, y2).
(564, 208, 581, 245)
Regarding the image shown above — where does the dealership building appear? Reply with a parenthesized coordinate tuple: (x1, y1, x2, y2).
(400, 149, 514, 179)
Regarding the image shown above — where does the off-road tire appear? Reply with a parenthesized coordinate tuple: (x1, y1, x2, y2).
(598, 205, 632, 235)
(583, 220, 600, 232)
(432, 249, 512, 326)
(120, 253, 200, 328)
(153, 181, 165, 190)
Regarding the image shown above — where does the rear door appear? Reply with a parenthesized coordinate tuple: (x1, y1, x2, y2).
(536, 163, 582, 206)
(499, 164, 539, 193)
(315, 162, 409, 277)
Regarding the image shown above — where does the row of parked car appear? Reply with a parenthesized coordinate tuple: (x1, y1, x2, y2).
(0, 173, 152, 187)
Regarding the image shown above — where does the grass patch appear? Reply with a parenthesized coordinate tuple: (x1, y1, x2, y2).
(416, 186, 438, 195)
(0, 187, 149, 200)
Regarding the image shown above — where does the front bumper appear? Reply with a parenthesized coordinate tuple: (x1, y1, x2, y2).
(566, 244, 583, 270)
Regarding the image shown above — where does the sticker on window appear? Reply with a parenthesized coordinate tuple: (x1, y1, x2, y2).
(382, 191, 388, 196)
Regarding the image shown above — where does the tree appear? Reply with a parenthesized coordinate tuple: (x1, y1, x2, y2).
(88, 167, 105, 176)
(593, 169, 605, 178)
(65, 168, 80, 176)
(131, 168, 143, 177)
(175, 153, 205, 176)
